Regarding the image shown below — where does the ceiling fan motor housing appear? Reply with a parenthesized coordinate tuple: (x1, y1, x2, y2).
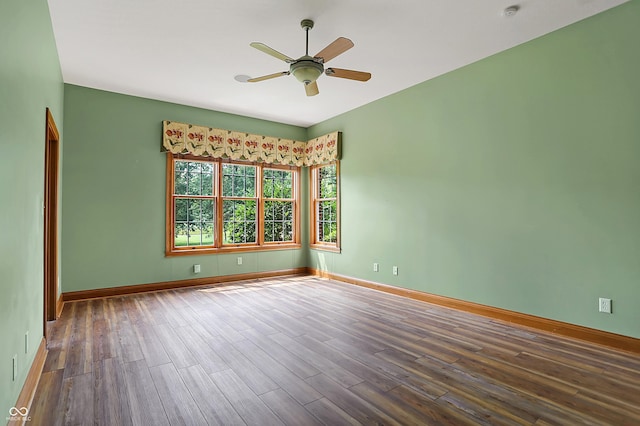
(290, 56, 324, 84)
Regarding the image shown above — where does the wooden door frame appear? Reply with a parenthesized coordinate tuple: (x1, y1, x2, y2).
(44, 108, 60, 332)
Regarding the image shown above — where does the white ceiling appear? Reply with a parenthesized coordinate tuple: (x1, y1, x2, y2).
(47, 0, 627, 127)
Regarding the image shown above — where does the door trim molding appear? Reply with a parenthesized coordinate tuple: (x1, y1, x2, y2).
(44, 108, 60, 326)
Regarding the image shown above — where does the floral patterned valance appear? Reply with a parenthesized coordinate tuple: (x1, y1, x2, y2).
(162, 120, 340, 167)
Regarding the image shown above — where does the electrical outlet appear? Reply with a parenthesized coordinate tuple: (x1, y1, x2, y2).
(193, 264, 201, 274)
(599, 298, 612, 314)
(237, 257, 243, 265)
(392, 266, 398, 276)
(373, 263, 379, 272)
(12, 355, 17, 381)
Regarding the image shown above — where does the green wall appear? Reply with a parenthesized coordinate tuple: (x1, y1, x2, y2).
(308, 1, 640, 338)
(0, 0, 64, 415)
(61, 85, 308, 293)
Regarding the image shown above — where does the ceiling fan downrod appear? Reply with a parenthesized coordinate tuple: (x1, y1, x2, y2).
(301, 19, 314, 55)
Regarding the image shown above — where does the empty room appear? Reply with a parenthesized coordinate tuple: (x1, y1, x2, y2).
(2, 0, 639, 424)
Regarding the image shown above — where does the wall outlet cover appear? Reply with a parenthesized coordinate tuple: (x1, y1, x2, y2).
(599, 297, 612, 313)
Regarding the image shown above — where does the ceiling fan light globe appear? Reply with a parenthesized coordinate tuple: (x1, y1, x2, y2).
(293, 68, 322, 84)
(290, 58, 324, 84)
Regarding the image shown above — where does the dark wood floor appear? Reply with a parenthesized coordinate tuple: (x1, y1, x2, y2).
(31, 276, 640, 425)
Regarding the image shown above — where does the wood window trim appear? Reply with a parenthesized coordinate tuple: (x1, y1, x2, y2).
(221, 163, 258, 246)
(166, 154, 301, 256)
(260, 167, 300, 247)
(309, 161, 341, 253)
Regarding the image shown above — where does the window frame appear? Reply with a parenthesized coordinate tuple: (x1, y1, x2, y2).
(309, 161, 341, 252)
(261, 168, 297, 246)
(221, 163, 258, 246)
(171, 158, 217, 249)
(166, 154, 301, 256)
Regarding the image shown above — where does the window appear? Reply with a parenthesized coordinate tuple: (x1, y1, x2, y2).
(222, 164, 257, 244)
(310, 161, 340, 251)
(263, 169, 295, 243)
(172, 160, 216, 248)
(166, 155, 300, 255)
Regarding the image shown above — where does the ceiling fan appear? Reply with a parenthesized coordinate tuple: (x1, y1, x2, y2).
(244, 19, 371, 96)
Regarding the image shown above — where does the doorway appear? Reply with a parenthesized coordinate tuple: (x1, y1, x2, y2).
(44, 108, 60, 338)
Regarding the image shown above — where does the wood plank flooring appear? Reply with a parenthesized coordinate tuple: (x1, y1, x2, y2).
(31, 276, 640, 425)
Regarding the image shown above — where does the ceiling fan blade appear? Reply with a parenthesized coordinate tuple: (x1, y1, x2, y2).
(250, 42, 294, 62)
(305, 81, 319, 97)
(314, 37, 354, 63)
(325, 68, 371, 82)
(247, 71, 290, 83)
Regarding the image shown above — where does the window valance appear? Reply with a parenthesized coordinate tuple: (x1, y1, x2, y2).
(162, 120, 340, 167)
